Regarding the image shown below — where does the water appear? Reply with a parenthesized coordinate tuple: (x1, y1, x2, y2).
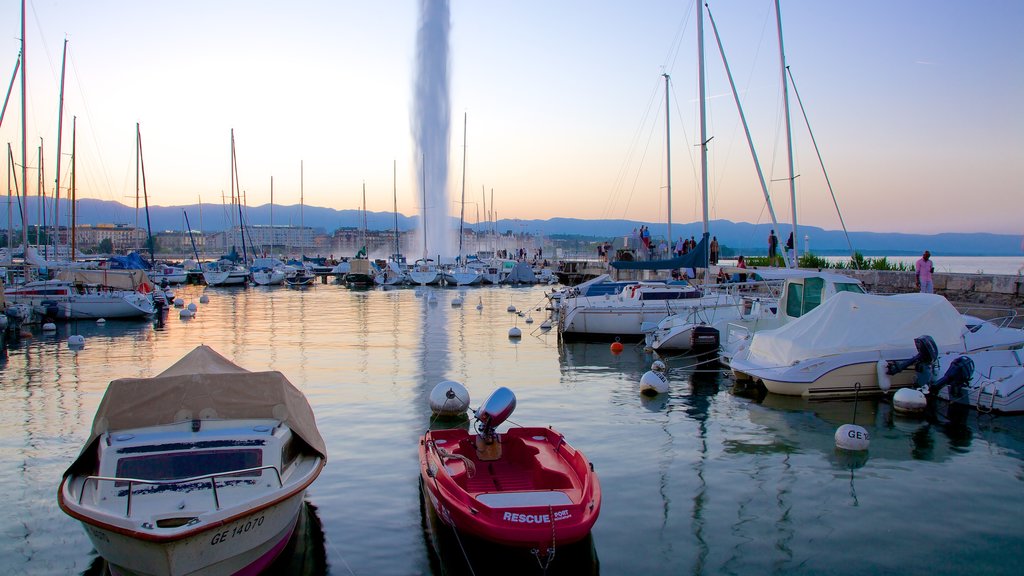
(2, 284, 1023, 575)
(820, 255, 1024, 275)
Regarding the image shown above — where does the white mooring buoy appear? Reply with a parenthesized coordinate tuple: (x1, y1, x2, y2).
(199, 294, 210, 304)
(508, 326, 522, 339)
(179, 308, 194, 319)
(835, 382, 870, 451)
(640, 360, 669, 396)
(835, 424, 870, 451)
(67, 334, 86, 349)
(42, 322, 57, 332)
(429, 381, 471, 417)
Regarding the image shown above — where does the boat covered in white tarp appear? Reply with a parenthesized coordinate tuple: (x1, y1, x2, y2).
(746, 292, 966, 368)
(731, 291, 1024, 398)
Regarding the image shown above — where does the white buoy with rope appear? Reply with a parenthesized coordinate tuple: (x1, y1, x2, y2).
(476, 297, 483, 310)
(640, 360, 669, 395)
(68, 334, 85, 349)
(451, 293, 464, 307)
(179, 308, 194, 319)
(835, 383, 870, 451)
(199, 294, 210, 304)
(429, 381, 471, 417)
(42, 322, 56, 332)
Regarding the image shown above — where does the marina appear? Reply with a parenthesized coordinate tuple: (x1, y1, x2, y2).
(2, 282, 1023, 575)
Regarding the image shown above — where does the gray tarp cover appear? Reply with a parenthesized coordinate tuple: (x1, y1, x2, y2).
(66, 345, 326, 476)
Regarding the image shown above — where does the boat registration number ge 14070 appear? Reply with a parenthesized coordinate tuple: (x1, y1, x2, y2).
(210, 515, 265, 545)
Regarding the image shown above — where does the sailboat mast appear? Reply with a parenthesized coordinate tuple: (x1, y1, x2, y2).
(70, 116, 76, 260)
(20, 0, 27, 256)
(458, 112, 467, 263)
(6, 144, 11, 250)
(300, 160, 304, 258)
(697, 0, 709, 241)
(776, 0, 797, 267)
(393, 159, 399, 257)
(366, 180, 370, 254)
(54, 38, 67, 256)
(663, 73, 672, 245)
(138, 123, 154, 262)
(706, 5, 780, 235)
(270, 175, 274, 255)
(421, 153, 427, 259)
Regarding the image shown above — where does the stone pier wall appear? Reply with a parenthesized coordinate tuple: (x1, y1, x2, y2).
(840, 269, 1024, 309)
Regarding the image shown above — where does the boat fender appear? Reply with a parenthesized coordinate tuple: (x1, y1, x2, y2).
(834, 424, 870, 451)
(429, 381, 471, 417)
(877, 360, 892, 392)
(892, 388, 928, 415)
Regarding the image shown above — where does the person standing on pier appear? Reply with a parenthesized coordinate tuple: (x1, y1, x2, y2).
(768, 230, 779, 266)
(915, 250, 935, 293)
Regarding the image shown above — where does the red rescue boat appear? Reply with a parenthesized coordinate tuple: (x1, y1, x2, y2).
(419, 387, 601, 552)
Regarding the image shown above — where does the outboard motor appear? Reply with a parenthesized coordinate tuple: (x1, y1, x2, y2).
(40, 300, 60, 323)
(690, 325, 720, 354)
(883, 335, 939, 390)
(474, 387, 516, 460)
(928, 356, 975, 402)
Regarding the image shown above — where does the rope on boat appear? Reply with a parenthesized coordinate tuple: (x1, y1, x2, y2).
(530, 504, 557, 573)
(434, 445, 476, 478)
(444, 511, 479, 576)
(320, 528, 359, 576)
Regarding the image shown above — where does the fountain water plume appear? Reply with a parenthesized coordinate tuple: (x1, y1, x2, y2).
(412, 0, 453, 259)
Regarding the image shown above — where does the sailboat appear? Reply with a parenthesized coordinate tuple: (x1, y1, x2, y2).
(447, 113, 482, 286)
(559, 52, 721, 342)
(374, 161, 409, 286)
(252, 177, 287, 286)
(408, 154, 442, 286)
(345, 183, 375, 288)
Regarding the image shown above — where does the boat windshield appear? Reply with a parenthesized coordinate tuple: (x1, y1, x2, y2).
(115, 449, 263, 482)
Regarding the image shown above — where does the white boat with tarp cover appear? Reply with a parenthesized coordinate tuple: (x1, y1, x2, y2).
(4, 269, 157, 320)
(58, 345, 327, 576)
(730, 292, 1024, 398)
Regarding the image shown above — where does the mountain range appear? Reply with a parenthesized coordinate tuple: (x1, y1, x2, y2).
(7, 198, 1021, 256)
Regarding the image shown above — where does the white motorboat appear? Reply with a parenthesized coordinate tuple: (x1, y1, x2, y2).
(374, 258, 409, 286)
(730, 292, 1024, 398)
(648, 269, 861, 354)
(934, 349, 1024, 414)
(557, 281, 713, 342)
(58, 345, 327, 576)
(409, 258, 443, 285)
(5, 278, 155, 320)
(251, 258, 287, 286)
(149, 265, 189, 285)
(448, 266, 483, 286)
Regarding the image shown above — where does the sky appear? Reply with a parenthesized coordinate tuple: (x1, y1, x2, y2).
(1, 0, 1022, 236)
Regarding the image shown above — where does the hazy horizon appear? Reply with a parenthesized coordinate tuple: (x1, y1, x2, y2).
(2, 1, 1021, 237)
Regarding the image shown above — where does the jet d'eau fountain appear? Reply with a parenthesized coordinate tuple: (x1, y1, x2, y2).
(412, 0, 453, 260)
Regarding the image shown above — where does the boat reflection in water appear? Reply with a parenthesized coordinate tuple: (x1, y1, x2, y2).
(419, 480, 599, 576)
(733, 385, 982, 468)
(81, 501, 328, 576)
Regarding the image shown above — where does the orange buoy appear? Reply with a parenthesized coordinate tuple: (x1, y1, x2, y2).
(610, 339, 624, 354)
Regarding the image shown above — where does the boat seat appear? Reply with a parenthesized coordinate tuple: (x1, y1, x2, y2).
(476, 490, 573, 508)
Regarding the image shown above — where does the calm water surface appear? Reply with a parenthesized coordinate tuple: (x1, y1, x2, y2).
(2, 283, 1023, 575)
